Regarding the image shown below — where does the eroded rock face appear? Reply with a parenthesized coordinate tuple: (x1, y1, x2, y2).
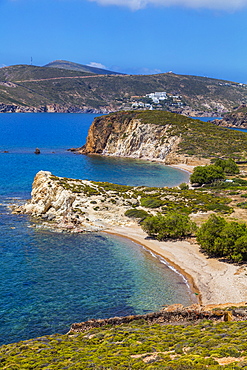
(76, 113, 185, 164)
(75, 112, 211, 166)
(15, 171, 136, 232)
(23, 171, 76, 216)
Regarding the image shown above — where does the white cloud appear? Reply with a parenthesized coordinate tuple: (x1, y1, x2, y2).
(87, 62, 107, 69)
(88, 0, 247, 11)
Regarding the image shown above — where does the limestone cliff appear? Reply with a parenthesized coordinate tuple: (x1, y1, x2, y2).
(13, 171, 137, 232)
(74, 111, 206, 166)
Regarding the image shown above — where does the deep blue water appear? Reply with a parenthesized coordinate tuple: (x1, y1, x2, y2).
(0, 113, 194, 345)
(0, 114, 189, 197)
(191, 117, 222, 122)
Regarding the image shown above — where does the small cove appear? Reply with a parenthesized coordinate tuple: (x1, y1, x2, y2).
(0, 113, 193, 344)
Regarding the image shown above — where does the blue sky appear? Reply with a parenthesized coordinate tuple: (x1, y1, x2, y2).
(1, 0, 247, 82)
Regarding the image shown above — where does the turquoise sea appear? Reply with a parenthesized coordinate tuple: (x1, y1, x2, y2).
(0, 113, 194, 345)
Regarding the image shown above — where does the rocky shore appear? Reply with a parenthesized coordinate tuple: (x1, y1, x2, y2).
(12, 170, 137, 232)
(0, 103, 109, 114)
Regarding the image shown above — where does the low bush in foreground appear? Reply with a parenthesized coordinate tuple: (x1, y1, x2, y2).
(1, 320, 247, 369)
(196, 214, 247, 262)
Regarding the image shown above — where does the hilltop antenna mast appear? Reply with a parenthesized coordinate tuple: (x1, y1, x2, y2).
(31, 57, 33, 65)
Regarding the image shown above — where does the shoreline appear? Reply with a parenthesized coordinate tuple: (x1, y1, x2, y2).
(103, 224, 247, 306)
(16, 169, 247, 308)
(104, 228, 201, 305)
(81, 151, 195, 181)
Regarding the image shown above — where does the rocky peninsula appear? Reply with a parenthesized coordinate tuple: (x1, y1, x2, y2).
(13, 170, 247, 306)
(71, 111, 209, 167)
(71, 110, 247, 164)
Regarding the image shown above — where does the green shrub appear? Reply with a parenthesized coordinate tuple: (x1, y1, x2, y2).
(213, 158, 240, 174)
(141, 212, 197, 241)
(140, 197, 164, 208)
(196, 214, 247, 262)
(237, 201, 247, 209)
(190, 165, 225, 186)
(125, 209, 149, 219)
(206, 203, 232, 214)
(179, 183, 189, 190)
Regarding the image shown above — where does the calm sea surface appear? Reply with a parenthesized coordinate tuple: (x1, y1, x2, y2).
(0, 113, 193, 345)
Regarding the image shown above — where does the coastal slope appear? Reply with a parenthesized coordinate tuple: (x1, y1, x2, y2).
(73, 110, 247, 163)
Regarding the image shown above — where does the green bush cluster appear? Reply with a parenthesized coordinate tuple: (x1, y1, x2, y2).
(190, 165, 225, 186)
(213, 158, 240, 175)
(196, 214, 247, 262)
(141, 212, 197, 240)
(191, 159, 239, 186)
(140, 197, 164, 208)
(125, 208, 149, 219)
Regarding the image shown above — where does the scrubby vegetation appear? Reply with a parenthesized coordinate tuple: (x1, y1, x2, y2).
(196, 214, 247, 262)
(141, 212, 197, 240)
(1, 319, 247, 369)
(51, 174, 233, 216)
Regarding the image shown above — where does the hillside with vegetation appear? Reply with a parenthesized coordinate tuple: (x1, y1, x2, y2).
(0, 64, 247, 113)
(1, 308, 247, 369)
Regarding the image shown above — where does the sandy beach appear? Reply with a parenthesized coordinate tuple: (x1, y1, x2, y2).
(105, 224, 247, 306)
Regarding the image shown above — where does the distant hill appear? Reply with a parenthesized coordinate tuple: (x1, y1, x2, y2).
(0, 64, 93, 82)
(44, 60, 123, 76)
(0, 63, 247, 114)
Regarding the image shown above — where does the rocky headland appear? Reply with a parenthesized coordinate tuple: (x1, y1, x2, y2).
(71, 111, 210, 167)
(13, 170, 137, 232)
(70, 110, 247, 165)
(212, 105, 247, 129)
